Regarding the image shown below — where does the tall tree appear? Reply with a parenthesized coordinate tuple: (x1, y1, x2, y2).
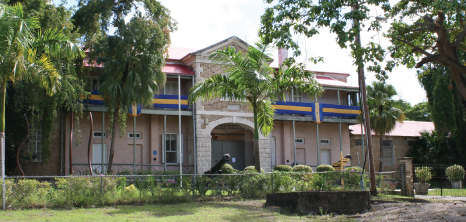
(385, 0, 466, 103)
(404, 102, 432, 121)
(367, 81, 405, 172)
(418, 66, 465, 153)
(0, 2, 82, 176)
(1, 0, 85, 176)
(259, 0, 388, 194)
(189, 42, 322, 172)
(76, 0, 175, 174)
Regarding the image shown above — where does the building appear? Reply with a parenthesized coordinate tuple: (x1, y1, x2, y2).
(23, 36, 362, 175)
(349, 121, 435, 172)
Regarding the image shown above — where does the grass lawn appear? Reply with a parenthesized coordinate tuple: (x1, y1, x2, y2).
(0, 200, 353, 222)
(428, 188, 466, 197)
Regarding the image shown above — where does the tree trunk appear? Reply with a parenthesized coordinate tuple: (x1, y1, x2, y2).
(69, 108, 73, 175)
(107, 107, 119, 175)
(379, 134, 384, 172)
(253, 105, 261, 172)
(16, 115, 28, 176)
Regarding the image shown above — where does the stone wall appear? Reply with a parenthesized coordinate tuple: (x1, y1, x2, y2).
(350, 135, 416, 172)
(266, 191, 370, 214)
(399, 157, 414, 197)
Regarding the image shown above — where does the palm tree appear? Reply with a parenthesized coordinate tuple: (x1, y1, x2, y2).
(189, 42, 323, 172)
(367, 81, 405, 172)
(96, 13, 172, 174)
(0, 3, 82, 176)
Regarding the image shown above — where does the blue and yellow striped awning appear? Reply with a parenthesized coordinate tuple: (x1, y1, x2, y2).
(82, 91, 189, 109)
(272, 101, 360, 123)
(321, 103, 361, 118)
(272, 101, 313, 116)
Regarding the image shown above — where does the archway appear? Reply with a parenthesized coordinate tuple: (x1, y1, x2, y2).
(211, 123, 254, 171)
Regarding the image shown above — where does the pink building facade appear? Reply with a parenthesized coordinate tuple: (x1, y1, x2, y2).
(24, 37, 361, 175)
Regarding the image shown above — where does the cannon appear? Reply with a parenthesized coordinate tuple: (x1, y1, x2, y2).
(204, 154, 231, 174)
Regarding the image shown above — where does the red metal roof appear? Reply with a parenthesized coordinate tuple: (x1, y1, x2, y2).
(350, 121, 435, 137)
(162, 63, 194, 75)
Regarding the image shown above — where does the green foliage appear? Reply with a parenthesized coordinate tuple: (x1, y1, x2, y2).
(408, 130, 460, 164)
(1, 2, 85, 172)
(385, 1, 466, 102)
(82, 1, 175, 174)
(271, 172, 294, 192)
(316, 165, 335, 172)
(273, 165, 293, 172)
(310, 173, 331, 191)
(220, 163, 236, 174)
(243, 165, 263, 173)
(292, 165, 313, 173)
(446, 165, 465, 182)
(415, 166, 432, 184)
(418, 67, 465, 153)
(343, 167, 368, 190)
(404, 102, 432, 121)
(238, 174, 270, 199)
(260, 0, 388, 77)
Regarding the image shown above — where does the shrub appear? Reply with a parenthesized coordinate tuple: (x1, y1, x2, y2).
(238, 174, 270, 198)
(271, 172, 295, 192)
(292, 165, 313, 173)
(316, 164, 335, 172)
(415, 166, 432, 183)
(274, 165, 293, 172)
(243, 165, 263, 173)
(221, 163, 236, 174)
(446, 164, 465, 182)
(310, 174, 331, 191)
(343, 167, 366, 190)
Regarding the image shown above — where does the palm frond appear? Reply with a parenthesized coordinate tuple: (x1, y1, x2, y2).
(257, 99, 275, 136)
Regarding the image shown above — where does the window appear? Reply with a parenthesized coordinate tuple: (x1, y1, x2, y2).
(292, 89, 303, 102)
(88, 77, 100, 91)
(295, 138, 305, 144)
(28, 124, 42, 162)
(355, 139, 363, 146)
(128, 132, 142, 139)
(165, 81, 178, 95)
(165, 134, 183, 163)
(320, 139, 331, 144)
(93, 131, 107, 138)
(407, 141, 415, 147)
(381, 140, 394, 165)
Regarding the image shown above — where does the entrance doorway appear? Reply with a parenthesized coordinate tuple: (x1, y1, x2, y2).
(212, 140, 245, 171)
(211, 123, 251, 171)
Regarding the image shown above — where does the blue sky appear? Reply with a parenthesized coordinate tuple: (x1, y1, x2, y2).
(55, 0, 427, 105)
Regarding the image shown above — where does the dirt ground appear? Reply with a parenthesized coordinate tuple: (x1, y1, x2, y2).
(354, 199, 466, 221)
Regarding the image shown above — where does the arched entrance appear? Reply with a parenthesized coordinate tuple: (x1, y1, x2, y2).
(211, 123, 254, 171)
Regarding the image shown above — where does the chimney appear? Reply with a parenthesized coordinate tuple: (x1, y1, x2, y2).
(278, 48, 288, 66)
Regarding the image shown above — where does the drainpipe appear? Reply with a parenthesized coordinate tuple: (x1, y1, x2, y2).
(192, 76, 197, 175)
(178, 75, 182, 187)
(316, 93, 320, 166)
(60, 109, 64, 175)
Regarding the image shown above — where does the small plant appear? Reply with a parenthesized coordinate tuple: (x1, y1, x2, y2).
(310, 174, 331, 191)
(415, 166, 432, 184)
(221, 163, 236, 174)
(316, 165, 335, 172)
(243, 166, 263, 173)
(274, 165, 293, 172)
(292, 165, 313, 173)
(446, 165, 465, 182)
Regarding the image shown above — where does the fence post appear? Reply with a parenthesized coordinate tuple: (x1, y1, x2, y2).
(398, 157, 414, 197)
